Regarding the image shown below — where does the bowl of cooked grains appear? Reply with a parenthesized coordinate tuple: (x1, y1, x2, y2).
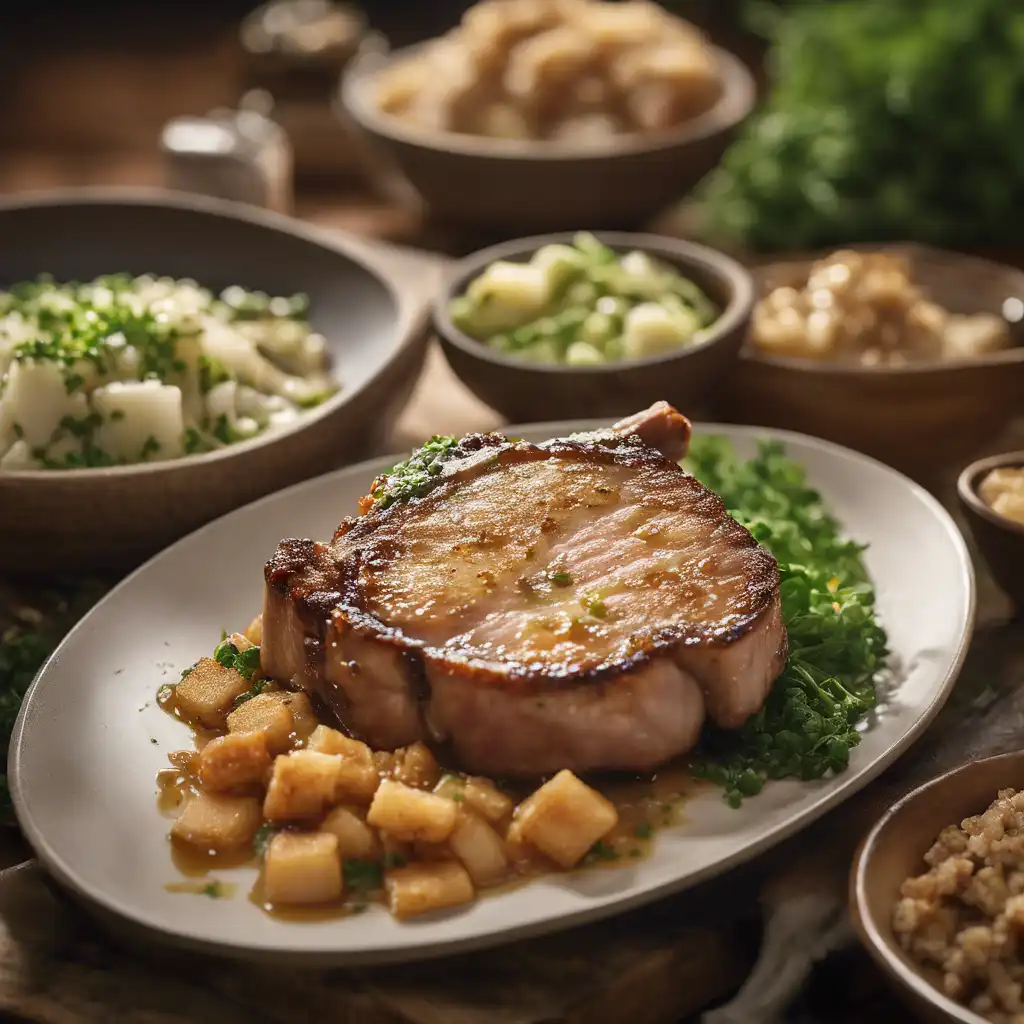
(852, 751, 1024, 1024)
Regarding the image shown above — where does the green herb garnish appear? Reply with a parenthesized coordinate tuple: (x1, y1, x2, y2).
(383, 851, 408, 870)
(685, 437, 888, 807)
(213, 639, 262, 681)
(548, 570, 573, 587)
(633, 823, 653, 840)
(367, 435, 461, 512)
(253, 823, 278, 858)
(585, 840, 620, 863)
(343, 859, 384, 892)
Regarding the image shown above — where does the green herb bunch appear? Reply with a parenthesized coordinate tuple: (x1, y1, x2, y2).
(684, 437, 888, 806)
(698, 0, 1024, 250)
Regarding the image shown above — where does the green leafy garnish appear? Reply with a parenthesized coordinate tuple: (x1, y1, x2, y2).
(383, 851, 408, 870)
(343, 859, 384, 892)
(212, 639, 261, 680)
(585, 840, 620, 863)
(633, 823, 653, 839)
(253, 823, 278, 858)
(547, 570, 573, 587)
(201, 881, 225, 898)
(367, 435, 461, 512)
(685, 437, 888, 806)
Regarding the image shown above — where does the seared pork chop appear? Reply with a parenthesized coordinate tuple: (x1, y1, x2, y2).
(261, 404, 787, 776)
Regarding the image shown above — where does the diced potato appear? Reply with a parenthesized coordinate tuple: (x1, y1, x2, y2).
(174, 657, 250, 729)
(449, 812, 510, 887)
(372, 750, 396, 776)
(320, 805, 380, 861)
(391, 742, 441, 789)
(465, 777, 515, 823)
(244, 614, 263, 645)
(384, 861, 475, 919)
(513, 769, 618, 869)
(198, 731, 271, 792)
(263, 751, 344, 820)
(92, 380, 186, 461)
(227, 692, 295, 754)
(0, 358, 90, 446)
(228, 631, 253, 652)
(264, 832, 343, 905)
(434, 774, 513, 824)
(306, 725, 380, 803)
(282, 691, 318, 742)
(170, 791, 262, 851)
(367, 779, 458, 843)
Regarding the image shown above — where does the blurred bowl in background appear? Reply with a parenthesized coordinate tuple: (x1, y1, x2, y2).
(433, 231, 755, 423)
(0, 189, 429, 579)
(718, 245, 1024, 474)
(957, 450, 1024, 612)
(339, 42, 756, 234)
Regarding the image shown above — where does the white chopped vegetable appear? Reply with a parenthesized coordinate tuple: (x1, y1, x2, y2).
(0, 359, 90, 446)
(467, 261, 550, 317)
(0, 440, 38, 470)
(622, 302, 699, 359)
(0, 274, 337, 471)
(565, 341, 606, 366)
(92, 381, 185, 462)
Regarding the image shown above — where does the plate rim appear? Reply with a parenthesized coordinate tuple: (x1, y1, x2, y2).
(9, 419, 977, 965)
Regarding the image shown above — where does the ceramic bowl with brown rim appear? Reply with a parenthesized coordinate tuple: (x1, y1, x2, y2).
(958, 451, 1024, 611)
(851, 751, 1024, 1024)
(432, 232, 755, 423)
(339, 42, 756, 234)
(0, 189, 429, 579)
(718, 245, 1024, 474)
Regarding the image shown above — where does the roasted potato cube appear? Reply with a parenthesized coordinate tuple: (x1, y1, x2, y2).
(307, 725, 369, 758)
(307, 725, 379, 803)
(465, 777, 514, 823)
(170, 791, 262, 851)
(264, 832, 342, 905)
(434, 773, 513, 824)
(228, 631, 253, 651)
(198, 731, 270, 792)
(392, 742, 441, 789)
(281, 691, 318, 742)
(385, 861, 474, 919)
(227, 693, 295, 754)
(173, 657, 250, 729)
(367, 779, 458, 843)
(513, 770, 618, 868)
(244, 614, 263, 645)
(263, 751, 344, 820)
(320, 805, 380, 861)
(449, 812, 509, 886)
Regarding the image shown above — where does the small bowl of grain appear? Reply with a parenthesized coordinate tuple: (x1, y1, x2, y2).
(957, 451, 1024, 612)
(852, 751, 1024, 1024)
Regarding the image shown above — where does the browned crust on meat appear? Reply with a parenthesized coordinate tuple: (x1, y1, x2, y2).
(265, 435, 782, 695)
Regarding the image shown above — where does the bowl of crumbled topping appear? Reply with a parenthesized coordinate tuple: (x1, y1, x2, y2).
(719, 244, 1024, 473)
(853, 752, 1024, 1024)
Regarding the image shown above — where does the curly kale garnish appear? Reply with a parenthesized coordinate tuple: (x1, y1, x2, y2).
(685, 437, 889, 807)
(363, 435, 460, 513)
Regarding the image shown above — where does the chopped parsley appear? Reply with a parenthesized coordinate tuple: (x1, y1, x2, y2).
(383, 851, 408, 870)
(343, 859, 384, 892)
(253, 824, 278, 858)
(685, 437, 888, 807)
(584, 840, 619, 863)
(633, 822, 653, 839)
(201, 881, 226, 899)
(548, 569, 573, 587)
(366, 435, 461, 511)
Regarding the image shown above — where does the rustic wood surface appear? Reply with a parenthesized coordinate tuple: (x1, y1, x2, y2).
(1, 11, 1023, 1024)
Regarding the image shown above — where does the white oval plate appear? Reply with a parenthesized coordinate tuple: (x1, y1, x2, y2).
(10, 421, 975, 965)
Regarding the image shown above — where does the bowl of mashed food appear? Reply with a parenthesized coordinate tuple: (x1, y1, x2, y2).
(339, 0, 756, 232)
(0, 189, 429, 577)
(721, 245, 1024, 472)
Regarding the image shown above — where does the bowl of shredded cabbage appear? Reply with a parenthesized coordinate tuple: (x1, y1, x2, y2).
(0, 189, 428, 577)
(433, 231, 754, 422)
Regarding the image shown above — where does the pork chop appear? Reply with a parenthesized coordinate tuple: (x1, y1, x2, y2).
(261, 404, 787, 776)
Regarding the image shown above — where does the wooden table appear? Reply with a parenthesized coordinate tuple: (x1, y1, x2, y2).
(2, 15, 1024, 1024)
